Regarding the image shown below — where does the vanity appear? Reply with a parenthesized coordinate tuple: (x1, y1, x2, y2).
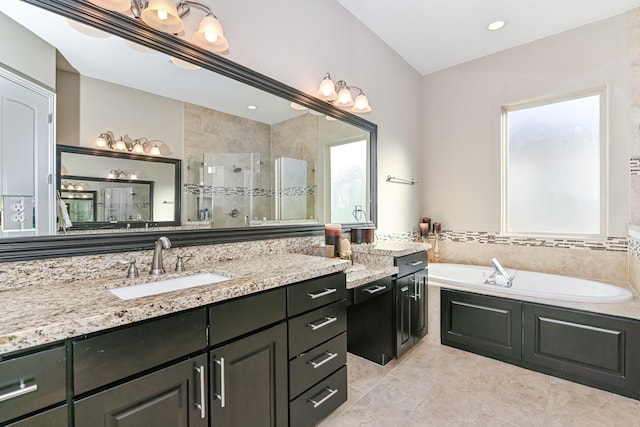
(0, 253, 349, 426)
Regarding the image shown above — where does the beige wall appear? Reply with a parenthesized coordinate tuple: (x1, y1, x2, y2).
(421, 12, 632, 282)
(0, 11, 55, 89)
(629, 9, 640, 292)
(422, 13, 630, 236)
(215, 0, 424, 234)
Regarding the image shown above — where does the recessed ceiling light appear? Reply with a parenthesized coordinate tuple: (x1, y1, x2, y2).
(247, 105, 257, 110)
(487, 19, 507, 31)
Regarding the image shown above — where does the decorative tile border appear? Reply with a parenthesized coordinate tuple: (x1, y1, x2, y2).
(631, 157, 640, 175)
(629, 238, 640, 260)
(377, 230, 629, 252)
(182, 184, 317, 197)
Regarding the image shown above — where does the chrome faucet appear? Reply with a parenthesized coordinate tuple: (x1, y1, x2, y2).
(486, 257, 514, 287)
(149, 236, 171, 275)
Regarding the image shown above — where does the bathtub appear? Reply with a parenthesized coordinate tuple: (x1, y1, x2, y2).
(428, 263, 634, 303)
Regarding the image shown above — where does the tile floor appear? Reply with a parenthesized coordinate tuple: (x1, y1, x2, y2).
(319, 341, 640, 426)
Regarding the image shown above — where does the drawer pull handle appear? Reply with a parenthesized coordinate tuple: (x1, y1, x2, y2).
(0, 382, 38, 403)
(194, 365, 206, 419)
(308, 352, 338, 369)
(308, 387, 338, 409)
(406, 261, 424, 266)
(307, 316, 338, 331)
(214, 357, 226, 408)
(364, 285, 386, 294)
(307, 288, 337, 300)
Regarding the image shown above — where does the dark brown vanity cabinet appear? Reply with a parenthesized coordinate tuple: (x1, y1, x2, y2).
(441, 289, 640, 399)
(441, 290, 522, 363)
(208, 288, 288, 427)
(73, 308, 208, 427)
(287, 273, 348, 427)
(0, 346, 67, 426)
(394, 251, 428, 358)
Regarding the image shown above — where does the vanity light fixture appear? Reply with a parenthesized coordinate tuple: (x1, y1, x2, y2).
(315, 73, 371, 113)
(87, 0, 230, 54)
(106, 169, 139, 180)
(94, 131, 163, 157)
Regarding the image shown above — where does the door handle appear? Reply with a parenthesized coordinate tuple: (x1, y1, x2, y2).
(307, 288, 337, 300)
(307, 316, 338, 331)
(214, 357, 226, 408)
(364, 285, 386, 294)
(0, 382, 37, 402)
(194, 365, 206, 419)
(406, 261, 424, 266)
(308, 387, 338, 409)
(308, 352, 338, 369)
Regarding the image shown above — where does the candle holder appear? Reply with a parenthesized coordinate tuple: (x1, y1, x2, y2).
(419, 223, 430, 243)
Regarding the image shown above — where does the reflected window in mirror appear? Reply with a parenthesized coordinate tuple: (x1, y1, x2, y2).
(328, 139, 369, 223)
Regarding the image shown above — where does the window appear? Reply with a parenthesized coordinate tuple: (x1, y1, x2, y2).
(329, 139, 368, 223)
(502, 89, 606, 237)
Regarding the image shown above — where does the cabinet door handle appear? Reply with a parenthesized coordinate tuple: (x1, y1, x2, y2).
(406, 261, 424, 266)
(194, 365, 206, 419)
(308, 387, 338, 408)
(307, 288, 337, 300)
(364, 285, 386, 294)
(0, 382, 38, 402)
(308, 351, 338, 369)
(214, 357, 226, 408)
(307, 316, 338, 331)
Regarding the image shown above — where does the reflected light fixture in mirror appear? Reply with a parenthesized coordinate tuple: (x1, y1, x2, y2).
(316, 73, 372, 113)
(87, 0, 230, 54)
(95, 131, 163, 156)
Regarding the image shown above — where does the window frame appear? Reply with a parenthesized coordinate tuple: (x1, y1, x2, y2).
(500, 87, 609, 239)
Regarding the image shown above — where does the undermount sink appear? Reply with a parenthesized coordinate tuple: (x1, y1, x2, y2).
(109, 272, 231, 300)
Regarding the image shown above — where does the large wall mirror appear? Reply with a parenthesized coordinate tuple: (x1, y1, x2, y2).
(0, 0, 377, 261)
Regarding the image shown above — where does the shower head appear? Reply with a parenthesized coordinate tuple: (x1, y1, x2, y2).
(232, 165, 242, 173)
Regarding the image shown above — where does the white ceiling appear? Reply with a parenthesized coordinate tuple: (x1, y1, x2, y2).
(337, 0, 640, 75)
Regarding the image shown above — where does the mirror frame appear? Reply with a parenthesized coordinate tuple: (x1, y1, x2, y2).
(57, 145, 182, 228)
(0, 0, 377, 262)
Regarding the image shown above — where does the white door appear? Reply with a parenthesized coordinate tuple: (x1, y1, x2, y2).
(0, 67, 55, 237)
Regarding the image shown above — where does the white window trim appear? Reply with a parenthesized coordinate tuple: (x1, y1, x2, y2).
(500, 86, 609, 239)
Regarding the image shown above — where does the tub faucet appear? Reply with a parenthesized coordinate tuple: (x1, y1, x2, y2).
(149, 236, 171, 275)
(488, 257, 514, 287)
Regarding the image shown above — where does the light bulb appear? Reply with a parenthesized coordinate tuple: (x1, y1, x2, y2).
(150, 145, 161, 156)
(336, 87, 354, 107)
(204, 32, 218, 43)
(157, 9, 168, 20)
(141, 0, 184, 34)
(129, 172, 138, 180)
(316, 75, 337, 101)
(352, 93, 371, 113)
(132, 142, 145, 153)
(107, 171, 116, 179)
(193, 16, 229, 53)
(114, 139, 126, 150)
(95, 136, 107, 148)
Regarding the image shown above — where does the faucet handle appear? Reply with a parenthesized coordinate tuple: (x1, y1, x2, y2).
(119, 260, 139, 278)
(175, 254, 193, 272)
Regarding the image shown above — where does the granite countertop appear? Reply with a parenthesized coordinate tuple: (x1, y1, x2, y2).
(351, 241, 430, 257)
(0, 253, 350, 355)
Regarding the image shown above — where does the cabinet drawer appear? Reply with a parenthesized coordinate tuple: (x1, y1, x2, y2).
(287, 273, 346, 317)
(351, 276, 392, 304)
(5, 404, 67, 427)
(288, 301, 347, 357)
(0, 346, 66, 424)
(73, 308, 206, 394)
(395, 251, 427, 277)
(289, 365, 347, 427)
(209, 288, 286, 346)
(289, 332, 347, 399)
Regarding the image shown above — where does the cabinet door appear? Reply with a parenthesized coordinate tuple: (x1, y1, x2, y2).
(395, 276, 413, 358)
(441, 290, 522, 362)
(210, 322, 288, 427)
(75, 354, 208, 427)
(524, 303, 640, 393)
(411, 273, 428, 339)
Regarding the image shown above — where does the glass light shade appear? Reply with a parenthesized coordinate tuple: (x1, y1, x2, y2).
(351, 94, 371, 113)
(107, 171, 116, 179)
(129, 172, 138, 180)
(316, 76, 337, 101)
(150, 145, 161, 156)
(132, 142, 145, 153)
(141, 0, 184, 34)
(88, 0, 131, 13)
(114, 139, 127, 151)
(192, 16, 229, 53)
(95, 136, 108, 148)
(335, 87, 354, 107)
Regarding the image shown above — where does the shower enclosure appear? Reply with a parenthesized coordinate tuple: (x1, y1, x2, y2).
(185, 153, 263, 227)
